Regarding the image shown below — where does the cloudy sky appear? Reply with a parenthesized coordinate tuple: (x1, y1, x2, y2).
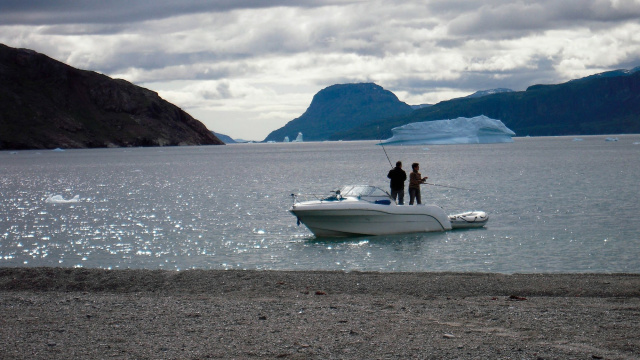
(2, 0, 640, 140)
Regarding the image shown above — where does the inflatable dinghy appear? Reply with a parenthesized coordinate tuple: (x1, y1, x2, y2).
(449, 211, 488, 229)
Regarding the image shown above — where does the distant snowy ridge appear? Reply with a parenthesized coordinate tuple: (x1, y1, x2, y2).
(464, 88, 513, 99)
(380, 115, 516, 145)
(410, 104, 433, 109)
(570, 66, 640, 83)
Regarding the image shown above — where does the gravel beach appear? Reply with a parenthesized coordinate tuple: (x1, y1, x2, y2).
(1, 268, 639, 359)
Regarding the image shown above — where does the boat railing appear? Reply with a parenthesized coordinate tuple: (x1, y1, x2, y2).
(290, 191, 344, 205)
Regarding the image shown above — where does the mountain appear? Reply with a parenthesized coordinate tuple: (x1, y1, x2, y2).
(0, 44, 223, 150)
(263, 83, 413, 142)
(213, 132, 237, 144)
(464, 88, 513, 99)
(334, 68, 640, 140)
(571, 66, 640, 82)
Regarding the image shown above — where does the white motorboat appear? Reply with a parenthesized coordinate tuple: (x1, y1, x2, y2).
(290, 185, 488, 237)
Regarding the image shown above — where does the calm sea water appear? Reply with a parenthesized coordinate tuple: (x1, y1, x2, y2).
(1, 136, 639, 273)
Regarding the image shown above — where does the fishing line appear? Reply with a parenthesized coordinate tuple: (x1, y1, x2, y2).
(380, 142, 393, 168)
(424, 182, 472, 191)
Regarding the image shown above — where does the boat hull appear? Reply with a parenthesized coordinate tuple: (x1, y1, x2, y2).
(290, 202, 452, 237)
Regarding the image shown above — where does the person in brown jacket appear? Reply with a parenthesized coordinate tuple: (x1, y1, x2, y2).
(408, 162, 428, 205)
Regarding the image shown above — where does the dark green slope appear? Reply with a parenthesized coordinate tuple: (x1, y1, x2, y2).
(263, 83, 413, 142)
(335, 69, 640, 140)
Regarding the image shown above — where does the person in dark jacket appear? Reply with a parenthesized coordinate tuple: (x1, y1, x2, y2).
(387, 161, 407, 205)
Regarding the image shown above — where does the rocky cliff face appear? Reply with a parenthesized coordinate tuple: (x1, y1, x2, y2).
(0, 44, 223, 150)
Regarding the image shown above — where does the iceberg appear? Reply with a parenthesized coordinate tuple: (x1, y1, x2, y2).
(380, 115, 515, 145)
(46, 194, 80, 204)
(294, 132, 303, 142)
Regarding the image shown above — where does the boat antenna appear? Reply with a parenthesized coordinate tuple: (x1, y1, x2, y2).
(377, 126, 393, 168)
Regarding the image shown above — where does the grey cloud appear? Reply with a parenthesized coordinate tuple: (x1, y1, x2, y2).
(0, 0, 347, 25)
(2, 0, 638, 121)
(200, 82, 233, 100)
(40, 24, 133, 36)
(99, 51, 223, 74)
(443, 0, 640, 38)
(615, 57, 640, 72)
(388, 56, 562, 100)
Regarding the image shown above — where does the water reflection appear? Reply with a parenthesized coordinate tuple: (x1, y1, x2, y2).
(1, 136, 639, 272)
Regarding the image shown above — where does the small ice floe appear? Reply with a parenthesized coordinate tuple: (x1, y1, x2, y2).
(572, 138, 583, 141)
(52, 148, 65, 152)
(633, 142, 640, 145)
(605, 137, 619, 142)
(46, 194, 80, 204)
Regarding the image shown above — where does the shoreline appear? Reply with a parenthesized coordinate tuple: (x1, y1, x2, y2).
(2, 267, 639, 297)
(2, 268, 639, 359)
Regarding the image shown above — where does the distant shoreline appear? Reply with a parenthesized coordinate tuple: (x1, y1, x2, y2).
(2, 133, 639, 151)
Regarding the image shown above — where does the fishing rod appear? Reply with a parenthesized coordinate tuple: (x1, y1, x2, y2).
(377, 126, 393, 168)
(378, 127, 470, 191)
(380, 141, 393, 168)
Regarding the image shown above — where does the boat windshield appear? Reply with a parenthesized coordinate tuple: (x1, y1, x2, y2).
(338, 185, 391, 200)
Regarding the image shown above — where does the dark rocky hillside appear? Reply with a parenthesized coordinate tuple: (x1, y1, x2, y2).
(263, 83, 413, 142)
(0, 44, 223, 150)
(334, 68, 640, 140)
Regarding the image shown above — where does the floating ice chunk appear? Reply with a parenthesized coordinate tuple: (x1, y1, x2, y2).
(380, 115, 515, 145)
(52, 148, 65, 152)
(605, 137, 619, 142)
(46, 194, 80, 204)
(573, 138, 583, 141)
